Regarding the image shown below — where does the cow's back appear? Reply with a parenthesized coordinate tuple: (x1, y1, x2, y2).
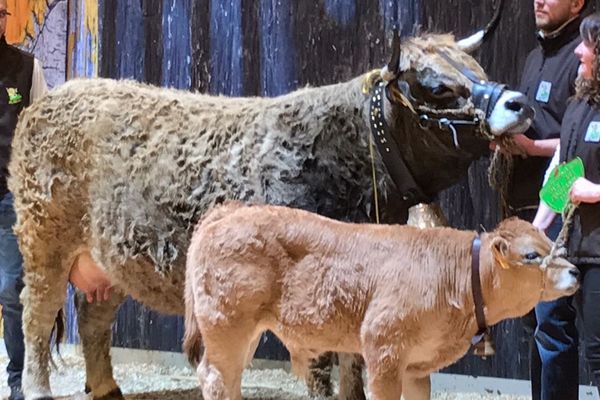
(8, 78, 266, 312)
(8, 77, 374, 313)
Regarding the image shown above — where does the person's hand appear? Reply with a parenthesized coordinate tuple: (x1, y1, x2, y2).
(490, 134, 529, 156)
(511, 133, 536, 155)
(87, 283, 111, 303)
(69, 253, 113, 303)
(569, 177, 600, 204)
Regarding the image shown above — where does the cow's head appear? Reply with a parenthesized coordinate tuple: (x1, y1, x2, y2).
(393, 33, 532, 136)
(483, 218, 579, 325)
(365, 29, 534, 206)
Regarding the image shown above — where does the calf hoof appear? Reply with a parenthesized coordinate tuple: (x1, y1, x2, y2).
(93, 388, 124, 400)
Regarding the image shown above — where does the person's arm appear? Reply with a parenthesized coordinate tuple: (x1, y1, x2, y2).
(532, 145, 561, 231)
(533, 201, 557, 231)
(543, 143, 561, 184)
(511, 134, 560, 157)
(30, 58, 48, 101)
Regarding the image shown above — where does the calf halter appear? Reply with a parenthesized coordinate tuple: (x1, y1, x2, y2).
(471, 235, 496, 358)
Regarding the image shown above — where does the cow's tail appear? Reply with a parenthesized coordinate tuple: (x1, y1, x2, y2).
(183, 269, 203, 367)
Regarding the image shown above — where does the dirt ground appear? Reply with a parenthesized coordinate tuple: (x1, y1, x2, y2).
(0, 352, 537, 400)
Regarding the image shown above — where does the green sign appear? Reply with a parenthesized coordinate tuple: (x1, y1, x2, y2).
(539, 157, 585, 213)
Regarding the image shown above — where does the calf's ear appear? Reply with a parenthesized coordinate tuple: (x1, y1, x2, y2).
(491, 237, 510, 270)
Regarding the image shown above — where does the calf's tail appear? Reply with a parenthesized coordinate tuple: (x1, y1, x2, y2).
(183, 269, 203, 367)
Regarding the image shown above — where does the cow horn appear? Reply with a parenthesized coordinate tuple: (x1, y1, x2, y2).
(457, 0, 504, 53)
(382, 28, 401, 81)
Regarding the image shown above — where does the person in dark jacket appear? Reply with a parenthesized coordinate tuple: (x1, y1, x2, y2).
(496, 1, 587, 399)
(0, 2, 48, 400)
(534, 10, 600, 394)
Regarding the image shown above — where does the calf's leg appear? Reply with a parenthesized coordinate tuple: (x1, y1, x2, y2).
(365, 364, 403, 400)
(362, 332, 404, 400)
(76, 289, 126, 400)
(197, 327, 257, 400)
(402, 375, 431, 400)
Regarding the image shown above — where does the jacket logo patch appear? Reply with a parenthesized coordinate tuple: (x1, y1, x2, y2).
(585, 121, 600, 142)
(6, 88, 22, 105)
(535, 81, 552, 103)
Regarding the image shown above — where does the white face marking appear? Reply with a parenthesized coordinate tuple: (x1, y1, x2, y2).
(487, 90, 533, 135)
(553, 268, 579, 292)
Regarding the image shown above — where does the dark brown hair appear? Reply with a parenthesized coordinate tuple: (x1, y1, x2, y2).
(575, 12, 600, 104)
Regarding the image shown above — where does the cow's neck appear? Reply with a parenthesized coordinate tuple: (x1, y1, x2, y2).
(383, 97, 490, 199)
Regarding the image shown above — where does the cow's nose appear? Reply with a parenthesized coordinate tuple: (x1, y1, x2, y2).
(505, 94, 535, 120)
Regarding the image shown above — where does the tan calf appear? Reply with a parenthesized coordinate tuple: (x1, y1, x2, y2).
(183, 203, 579, 400)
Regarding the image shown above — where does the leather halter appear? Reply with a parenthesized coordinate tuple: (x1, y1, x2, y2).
(367, 49, 507, 207)
(436, 49, 507, 120)
(369, 82, 431, 207)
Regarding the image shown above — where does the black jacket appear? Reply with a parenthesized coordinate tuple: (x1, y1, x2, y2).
(0, 35, 33, 195)
(559, 98, 600, 264)
(508, 17, 582, 211)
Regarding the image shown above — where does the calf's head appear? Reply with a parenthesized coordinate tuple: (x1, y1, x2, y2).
(483, 218, 579, 323)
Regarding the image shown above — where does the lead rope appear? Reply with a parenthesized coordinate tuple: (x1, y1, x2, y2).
(538, 203, 577, 301)
(369, 134, 381, 224)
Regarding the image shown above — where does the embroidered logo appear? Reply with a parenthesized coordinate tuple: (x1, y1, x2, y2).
(585, 121, 600, 142)
(535, 81, 552, 103)
(6, 88, 22, 105)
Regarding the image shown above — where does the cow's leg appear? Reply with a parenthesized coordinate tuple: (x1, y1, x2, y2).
(20, 259, 69, 399)
(75, 289, 126, 400)
(402, 375, 431, 400)
(338, 353, 367, 400)
(197, 328, 254, 400)
(306, 352, 333, 397)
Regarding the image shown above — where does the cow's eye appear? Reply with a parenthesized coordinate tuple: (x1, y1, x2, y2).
(524, 252, 541, 261)
(431, 85, 453, 97)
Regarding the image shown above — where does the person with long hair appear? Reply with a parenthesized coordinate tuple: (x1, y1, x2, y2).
(505, 1, 587, 398)
(534, 11, 600, 393)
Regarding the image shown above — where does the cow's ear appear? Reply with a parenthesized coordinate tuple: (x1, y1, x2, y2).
(491, 237, 510, 270)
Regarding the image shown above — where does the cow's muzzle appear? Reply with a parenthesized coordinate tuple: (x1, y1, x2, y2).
(471, 81, 533, 121)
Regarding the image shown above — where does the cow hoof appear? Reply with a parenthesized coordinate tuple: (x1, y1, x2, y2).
(93, 388, 124, 400)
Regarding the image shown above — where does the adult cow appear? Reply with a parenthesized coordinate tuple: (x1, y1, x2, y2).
(8, 29, 532, 400)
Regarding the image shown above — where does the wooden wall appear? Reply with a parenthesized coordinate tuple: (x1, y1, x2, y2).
(92, 0, 600, 383)
(5, 0, 600, 384)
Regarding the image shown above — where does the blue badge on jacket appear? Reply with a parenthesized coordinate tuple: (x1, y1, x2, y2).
(585, 121, 600, 142)
(535, 81, 552, 103)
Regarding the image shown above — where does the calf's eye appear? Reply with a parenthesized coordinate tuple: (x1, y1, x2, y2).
(524, 252, 540, 261)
